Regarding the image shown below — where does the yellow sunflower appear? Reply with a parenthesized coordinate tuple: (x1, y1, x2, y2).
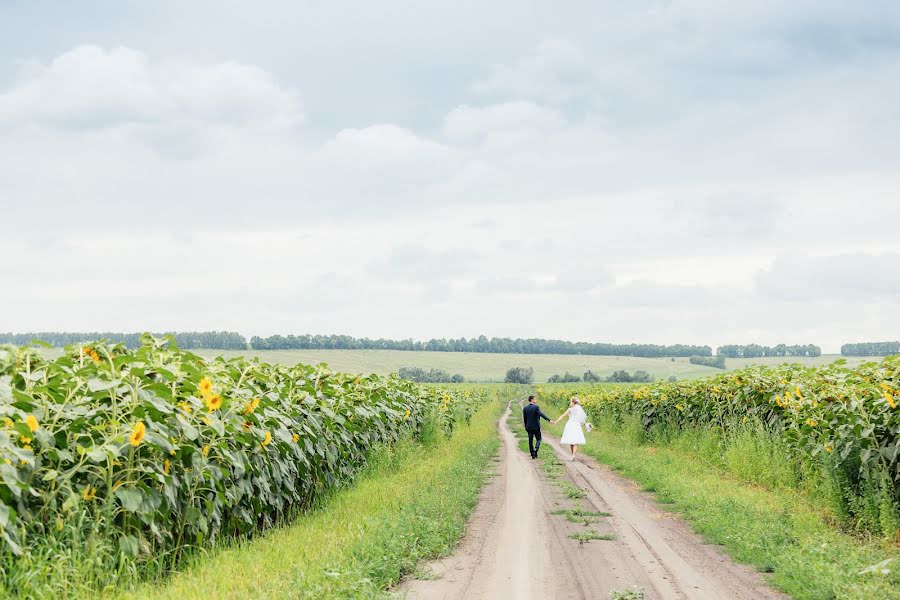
(205, 394, 222, 411)
(261, 431, 272, 447)
(198, 377, 213, 397)
(129, 421, 146, 446)
(82, 485, 97, 501)
(25, 415, 39, 433)
(244, 398, 260, 415)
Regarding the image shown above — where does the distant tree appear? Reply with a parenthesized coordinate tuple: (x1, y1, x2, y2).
(667, 375, 678, 382)
(689, 355, 726, 369)
(841, 341, 900, 356)
(606, 369, 653, 383)
(583, 370, 602, 382)
(547, 374, 561, 383)
(632, 370, 652, 383)
(505, 366, 534, 384)
(398, 367, 460, 383)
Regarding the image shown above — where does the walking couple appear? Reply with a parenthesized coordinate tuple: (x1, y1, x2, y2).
(522, 394, 587, 461)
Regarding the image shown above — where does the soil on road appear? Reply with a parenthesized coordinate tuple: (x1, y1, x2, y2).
(399, 402, 785, 600)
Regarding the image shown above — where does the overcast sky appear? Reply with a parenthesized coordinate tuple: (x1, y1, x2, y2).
(1, 1, 899, 352)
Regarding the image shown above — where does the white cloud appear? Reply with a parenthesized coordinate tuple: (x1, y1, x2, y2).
(0, 45, 302, 132)
(473, 38, 588, 103)
(443, 101, 565, 141)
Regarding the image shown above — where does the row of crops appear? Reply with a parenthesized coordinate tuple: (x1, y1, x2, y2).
(0, 336, 493, 592)
(539, 356, 900, 536)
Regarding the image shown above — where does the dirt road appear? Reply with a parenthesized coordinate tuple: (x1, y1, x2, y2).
(400, 403, 785, 600)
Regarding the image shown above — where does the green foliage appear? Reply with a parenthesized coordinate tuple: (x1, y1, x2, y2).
(132, 396, 508, 599)
(547, 372, 581, 383)
(567, 530, 615, 544)
(398, 366, 464, 383)
(583, 369, 602, 382)
(717, 343, 821, 358)
(250, 334, 712, 357)
(0, 332, 247, 350)
(606, 369, 652, 383)
(689, 355, 727, 369)
(539, 356, 900, 537)
(504, 366, 534, 384)
(610, 587, 645, 600)
(0, 337, 487, 594)
(842, 341, 900, 357)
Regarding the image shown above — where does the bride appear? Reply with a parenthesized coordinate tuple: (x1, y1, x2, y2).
(552, 397, 587, 461)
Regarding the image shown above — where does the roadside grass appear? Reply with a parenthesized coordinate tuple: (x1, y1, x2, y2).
(553, 416, 900, 600)
(123, 398, 507, 600)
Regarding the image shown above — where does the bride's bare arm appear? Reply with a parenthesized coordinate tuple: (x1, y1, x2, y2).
(552, 407, 571, 425)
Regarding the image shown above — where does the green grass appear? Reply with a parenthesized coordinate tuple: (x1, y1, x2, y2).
(196, 349, 719, 382)
(121, 398, 508, 599)
(551, 508, 611, 524)
(42, 347, 869, 383)
(567, 530, 616, 544)
(565, 417, 900, 600)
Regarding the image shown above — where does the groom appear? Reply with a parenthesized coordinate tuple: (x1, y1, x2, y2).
(522, 395, 551, 459)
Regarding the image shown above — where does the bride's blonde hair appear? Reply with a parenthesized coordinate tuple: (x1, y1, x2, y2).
(571, 396, 580, 404)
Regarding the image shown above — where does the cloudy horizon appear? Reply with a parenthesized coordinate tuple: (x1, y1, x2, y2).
(1, 1, 899, 353)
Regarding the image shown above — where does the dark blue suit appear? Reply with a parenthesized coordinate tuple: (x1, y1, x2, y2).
(522, 402, 551, 458)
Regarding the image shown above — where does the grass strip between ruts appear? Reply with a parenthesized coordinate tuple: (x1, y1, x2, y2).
(539, 420, 900, 600)
(124, 398, 506, 599)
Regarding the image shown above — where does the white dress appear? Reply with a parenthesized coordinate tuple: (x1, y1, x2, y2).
(560, 406, 586, 445)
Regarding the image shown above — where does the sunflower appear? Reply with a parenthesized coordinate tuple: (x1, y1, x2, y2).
(198, 377, 213, 397)
(163, 458, 171, 475)
(178, 401, 192, 413)
(202, 444, 210, 457)
(244, 398, 260, 415)
(129, 421, 146, 447)
(261, 431, 272, 447)
(81, 485, 97, 501)
(292, 433, 300, 443)
(205, 394, 222, 411)
(403, 409, 411, 421)
(25, 415, 39, 433)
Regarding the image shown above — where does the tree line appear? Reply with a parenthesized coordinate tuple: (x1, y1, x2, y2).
(397, 367, 465, 383)
(841, 341, 900, 357)
(0, 331, 248, 350)
(715, 344, 821, 358)
(250, 334, 712, 357)
(547, 369, 655, 383)
(0, 332, 834, 360)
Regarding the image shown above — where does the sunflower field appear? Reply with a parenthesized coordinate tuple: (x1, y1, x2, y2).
(0, 336, 487, 589)
(539, 356, 900, 536)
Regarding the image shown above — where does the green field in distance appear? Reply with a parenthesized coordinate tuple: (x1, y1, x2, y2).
(183, 349, 873, 383)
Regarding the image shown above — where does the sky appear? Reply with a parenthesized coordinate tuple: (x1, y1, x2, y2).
(1, 0, 899, 352)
